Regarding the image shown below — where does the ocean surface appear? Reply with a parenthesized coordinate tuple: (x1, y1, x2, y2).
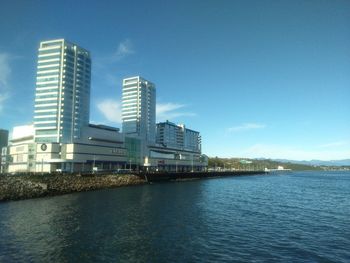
(0, 171, 349, 262)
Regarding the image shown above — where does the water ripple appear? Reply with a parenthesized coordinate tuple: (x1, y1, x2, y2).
(0, 171, 349, 262)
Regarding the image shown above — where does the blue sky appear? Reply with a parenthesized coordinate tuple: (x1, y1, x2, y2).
(0, 0, 349, 160)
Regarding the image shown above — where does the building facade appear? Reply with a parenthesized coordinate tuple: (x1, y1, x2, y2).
(0, 129, 9, 150)
(1, 147, 8, 173)
(34, 39, 91, 144)
(156, 121, 201, 152)
(34, 124, 127, 173)
(151, 121, 204, 171)
(122, 76, 156, 142)
(6, 125, 36, 173)
(146, 145, 206, 172)
(156, 121, 183, 149)
(182, 125, 201, 152)
(0, 129, 9, 172)
(7, 124, 127, 173)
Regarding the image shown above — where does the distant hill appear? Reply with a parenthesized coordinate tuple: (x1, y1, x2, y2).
(208, 157, 323, 171)
(271, 159, 350, 167)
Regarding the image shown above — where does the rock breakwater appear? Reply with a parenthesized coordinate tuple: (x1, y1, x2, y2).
(0, 174, 146, 202)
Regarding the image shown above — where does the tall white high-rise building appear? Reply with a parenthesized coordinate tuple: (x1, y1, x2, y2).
(122, 76, 156, 142)
(34, 39, 91, 143)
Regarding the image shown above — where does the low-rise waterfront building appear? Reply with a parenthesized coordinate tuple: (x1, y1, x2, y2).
(7, 125, 36, 173)
(146, 144, 207, 172)
(35, 124, 127, 173)
(7, 124, 127, 173)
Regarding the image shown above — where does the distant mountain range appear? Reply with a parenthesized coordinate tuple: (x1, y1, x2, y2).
(268, 159, 350, 167)
(208, 157, 350, 170)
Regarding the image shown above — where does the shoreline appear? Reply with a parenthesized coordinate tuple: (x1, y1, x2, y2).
(0, 171, 268, 202)
(0, 174, 146, 202)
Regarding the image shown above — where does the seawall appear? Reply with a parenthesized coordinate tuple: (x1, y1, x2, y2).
(0, 174, 146, 202)
(0, 171, 268, 202)
(142, 170, 268, 182)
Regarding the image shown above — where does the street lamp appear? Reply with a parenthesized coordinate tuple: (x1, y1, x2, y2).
(175, 153, 180, 173)
(93, 155, 96, 172)
(191, 155, 194, 172)
(226, 162, 232, 171)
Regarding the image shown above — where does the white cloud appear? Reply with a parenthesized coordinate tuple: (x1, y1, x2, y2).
(112, 39, 135, 61)
(156, 103, 184, 114)
(228, 123, 266, 132)
(243, 143, 350, 161)
(97, 100, 195, 124)
(97, 99, 122, 123)
(156, 103, 196, 122)
(0, 53, 11, 112)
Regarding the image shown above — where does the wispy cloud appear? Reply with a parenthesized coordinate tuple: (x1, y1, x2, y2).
(156, 103, 196, 122)
(228, 123, 266, 132)
(319, 141, 349, 148)
(111, 39, 135, 62)
(157, 103, 184, 115)
(97, 100, 196, 124)
(97, 99, 122, 123)
(0, 52, 12, 112)
(94, 39, 135, 70)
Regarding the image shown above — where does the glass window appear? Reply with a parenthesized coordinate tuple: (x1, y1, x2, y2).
(36, 88, 58, 93)
(37, 71, 59, 77)
(35, 111, 57, 116)
(34, 106, 57, 111)
(38, 59, 60, 64)
(39, 48, 61, 55)
(35, 100, 58, 105)
(34, 116, 57, 122)
(35, 94, 58, 100)
(36, 129, 57, 135)
(38, 54, 60, 60)
(35, 123, 57, 128)
(35, 137, 57, 143)
(42, 42, 62, 48)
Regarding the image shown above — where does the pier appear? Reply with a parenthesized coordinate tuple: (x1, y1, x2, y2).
(141, 170, 268, 182)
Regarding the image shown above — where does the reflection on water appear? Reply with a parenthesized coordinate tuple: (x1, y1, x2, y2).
(1, 172, 350, 262)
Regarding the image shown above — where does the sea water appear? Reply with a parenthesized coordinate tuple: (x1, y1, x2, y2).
(0, 171, 349, 262)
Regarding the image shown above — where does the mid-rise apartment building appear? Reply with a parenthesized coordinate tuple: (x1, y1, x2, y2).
(156, 121, 201, 152)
